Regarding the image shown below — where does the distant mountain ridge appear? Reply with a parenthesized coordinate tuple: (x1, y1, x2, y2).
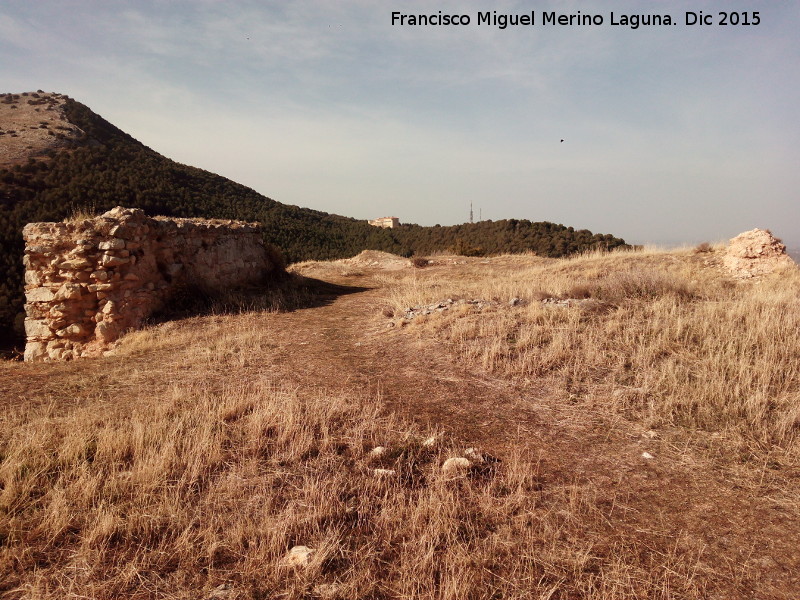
(0, 91, 628, 340)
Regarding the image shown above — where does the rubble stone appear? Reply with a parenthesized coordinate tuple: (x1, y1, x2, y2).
(441, 457, 472, 477)
(723, 228, 795, 278)
(281, 545, 315, 568)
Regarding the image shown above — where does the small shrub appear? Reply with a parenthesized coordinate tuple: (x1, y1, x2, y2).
(65, 203, 98, 222)
(563, 284, 592, 299)
(411, 256, 430, 268)
(694, 242, 712, 253)
(263, 243, 287, 273)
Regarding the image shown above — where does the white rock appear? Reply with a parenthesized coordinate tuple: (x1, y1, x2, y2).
(313, 583, 340, 599)
(95, 321, 119, 343)
(442, 457, 471, 476)
(373, 468, 396, 478)
(205, 582, 234, 599)
(369, 446, 387, 458)
(23, 341, 46, 362)
(100, 254, 129, 267)
(641, 452, 654, 460)
(463, 448, 484, 462)
(281, 545, 315, 568)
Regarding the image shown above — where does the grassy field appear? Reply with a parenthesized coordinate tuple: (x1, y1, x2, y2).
(1, 246, 798, 598)
(381, 248, 800, 457)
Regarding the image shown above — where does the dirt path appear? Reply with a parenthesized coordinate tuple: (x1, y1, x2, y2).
(249, 270, 800, 599)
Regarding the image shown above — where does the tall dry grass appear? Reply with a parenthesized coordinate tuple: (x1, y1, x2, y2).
(384, 249, 800, 454)
(0, 376, 714, 599)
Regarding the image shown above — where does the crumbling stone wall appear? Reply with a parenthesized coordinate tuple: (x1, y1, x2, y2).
(23, 207, 276, 361)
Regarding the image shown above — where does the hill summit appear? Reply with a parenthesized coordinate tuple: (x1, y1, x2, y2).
(0, 92, 89, 168)
(0, 91, 628, 341)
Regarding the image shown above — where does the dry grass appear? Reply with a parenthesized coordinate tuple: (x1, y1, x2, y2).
(382, 249, 800, 457)
(63, 203, 99, 223)
(0, 362, 709, 599)
(2, 247, 798, 598)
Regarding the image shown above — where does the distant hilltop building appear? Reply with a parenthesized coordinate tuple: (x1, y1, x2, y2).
(368, 216, 400, 228)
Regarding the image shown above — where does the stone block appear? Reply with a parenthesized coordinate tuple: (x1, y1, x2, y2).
(26, 287, 55, 302)
(55, 283, 83, 300)
(24, 303, 49, 319)
(95, 320, 120, 343)
(60, 258, 92, 269)
(24, 318, 52, 339)
(24, 341, 46, 362)
(100, 254, 130, 267)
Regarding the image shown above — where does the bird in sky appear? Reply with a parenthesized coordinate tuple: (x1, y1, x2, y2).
(560, 139, 564, 143)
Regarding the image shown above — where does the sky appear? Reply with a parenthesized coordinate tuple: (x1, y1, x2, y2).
(1, 0, 798, 248)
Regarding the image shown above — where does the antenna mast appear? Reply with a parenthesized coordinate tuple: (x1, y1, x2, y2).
(469, 202, 474, 224)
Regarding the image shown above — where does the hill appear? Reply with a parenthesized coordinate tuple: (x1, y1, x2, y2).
(0, 91, 627, 340)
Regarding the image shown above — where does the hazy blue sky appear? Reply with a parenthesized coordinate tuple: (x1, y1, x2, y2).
(2, 1, 798, 247)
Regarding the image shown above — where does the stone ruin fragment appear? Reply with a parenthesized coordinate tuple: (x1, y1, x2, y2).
(723, 228, 795, 278)
(22, 207, 277, 361)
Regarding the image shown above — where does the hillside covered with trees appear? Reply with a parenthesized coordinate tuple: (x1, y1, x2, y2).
(0, 93, 627, 341)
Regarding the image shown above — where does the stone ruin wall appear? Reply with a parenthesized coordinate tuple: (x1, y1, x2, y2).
(23, 206, 276, 362)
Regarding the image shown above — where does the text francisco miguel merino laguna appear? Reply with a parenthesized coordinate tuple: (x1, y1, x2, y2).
(391, 10, 762, 29)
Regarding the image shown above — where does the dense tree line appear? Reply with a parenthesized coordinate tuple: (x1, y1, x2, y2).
(392, 220, 624, 258)
(0, 97, 627, 341)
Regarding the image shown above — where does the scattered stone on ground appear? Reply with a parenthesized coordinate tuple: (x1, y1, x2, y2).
(368, 446, 387, 458)
(373, 468, 397, 478)
(281, 545, 315, 568)
(441, 456, 472, 476)
(642, 452, 655, 460)
(398, 296, 607, 323)
(205, 582, 235, 599)
(421, 435, 439, 447)
(313, 583, 340, 599)
(541, 297, 600, 308)
(723, 228, 796, 278)
(464, 447, 499, 464)
(401, 298, 496, 321)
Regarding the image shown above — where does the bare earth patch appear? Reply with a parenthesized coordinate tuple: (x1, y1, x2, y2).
(0, 92, 82, 168)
